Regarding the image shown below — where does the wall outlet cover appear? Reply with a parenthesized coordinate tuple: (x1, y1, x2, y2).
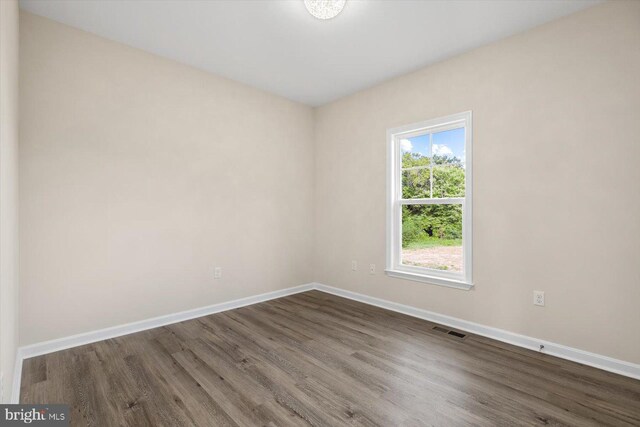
(534, 290, 545, 306)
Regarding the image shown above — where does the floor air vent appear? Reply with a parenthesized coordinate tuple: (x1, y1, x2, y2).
(432, 326, 467, 339)
(447, 330, 466, 339)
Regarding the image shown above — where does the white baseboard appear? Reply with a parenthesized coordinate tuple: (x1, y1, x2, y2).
(313, 283, 640, 381)
(12, 281, 639, 403)
(11, 282, 314, 403)
(11, 348, 24, 404)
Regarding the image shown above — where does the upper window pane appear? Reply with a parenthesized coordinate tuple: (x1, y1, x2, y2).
(432, 127, 465, 198)
(432, 128, 465, 165)
(402, 168, 430, 199)
(401, 134, 430, 169)
(432, 163, 465, 198)
(401, 128, 466, 199)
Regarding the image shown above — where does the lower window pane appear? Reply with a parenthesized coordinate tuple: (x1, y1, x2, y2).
(402, 204, 463, 272)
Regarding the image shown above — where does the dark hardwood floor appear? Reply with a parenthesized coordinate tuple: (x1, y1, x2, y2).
(21, 290, 640, 426)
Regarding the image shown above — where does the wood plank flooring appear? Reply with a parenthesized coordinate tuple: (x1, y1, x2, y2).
(20, 290, 640, 426)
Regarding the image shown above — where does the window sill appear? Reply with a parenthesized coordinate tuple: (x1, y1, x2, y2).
(384, 269, 474, 290)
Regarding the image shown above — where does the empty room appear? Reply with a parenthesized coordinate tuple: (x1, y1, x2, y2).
(1, 0, 639, 425)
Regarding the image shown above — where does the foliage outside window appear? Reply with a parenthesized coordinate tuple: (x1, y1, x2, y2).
(386, 112, 472, 289)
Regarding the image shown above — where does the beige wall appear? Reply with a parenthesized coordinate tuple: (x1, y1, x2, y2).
(1, 0, 20, 402)
(314, 1, 640, 364)
(19, 12, 315, 345)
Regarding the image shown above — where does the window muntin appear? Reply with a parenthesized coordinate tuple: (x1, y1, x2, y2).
(386, 112, 472, 289)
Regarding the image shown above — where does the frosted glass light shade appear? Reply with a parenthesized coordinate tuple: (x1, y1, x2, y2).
(304, 0, 346, 20)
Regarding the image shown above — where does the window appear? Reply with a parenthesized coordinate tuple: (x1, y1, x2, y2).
(386, 112, 472, 289)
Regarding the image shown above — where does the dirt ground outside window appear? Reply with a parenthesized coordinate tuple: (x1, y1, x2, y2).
(402, 246, 462, 272)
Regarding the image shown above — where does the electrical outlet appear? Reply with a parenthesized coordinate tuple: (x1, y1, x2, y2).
(533, 290, 545, 306)
(351, 260, 357, 271)
(214, 267, 222, 279)
(369, 264, 376, 274)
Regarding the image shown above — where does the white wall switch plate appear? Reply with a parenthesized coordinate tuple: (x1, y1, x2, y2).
(533, 290, 545, 306)
(369, 264, 376, 274)
(214, 267, 222, 279)
(351, 260, 357, 271)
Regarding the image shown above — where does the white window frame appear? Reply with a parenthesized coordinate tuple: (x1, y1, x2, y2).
(385, 111, 473, 290)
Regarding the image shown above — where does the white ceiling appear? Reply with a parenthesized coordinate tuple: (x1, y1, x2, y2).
(20, 0, 600, 106)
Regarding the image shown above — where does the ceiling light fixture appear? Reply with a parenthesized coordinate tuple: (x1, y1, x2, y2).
(304, 0, 346, 20)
